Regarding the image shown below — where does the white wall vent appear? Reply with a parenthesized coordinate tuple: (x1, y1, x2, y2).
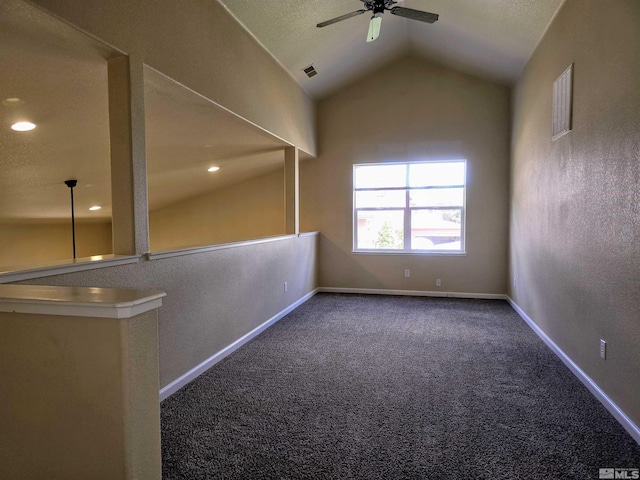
(552, 64, 573, 140)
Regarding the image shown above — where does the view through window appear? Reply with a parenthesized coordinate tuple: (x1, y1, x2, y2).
(353, 160, 466, 253)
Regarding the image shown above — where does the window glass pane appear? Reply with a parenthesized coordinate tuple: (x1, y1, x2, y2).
(355, 189, 406, 208)
(355, 164, 406, 189)
(356, 210, 404, 250)
(409, 188, 463, 207)
(409, 162, 465, 187)
(411, 209, 462, 251)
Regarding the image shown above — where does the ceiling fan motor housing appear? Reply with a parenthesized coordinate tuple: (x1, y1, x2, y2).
(364, 0, 397, 14)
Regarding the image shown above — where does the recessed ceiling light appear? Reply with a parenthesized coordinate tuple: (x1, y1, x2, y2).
(11, 121, 36, 131)
(89, 205, 102, 211)
(2, 97, 24, 106)
(207, 166, 220, 172)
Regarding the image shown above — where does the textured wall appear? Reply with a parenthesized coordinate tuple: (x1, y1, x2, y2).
(301, 55, 510, 294)
(150, 169, 285, 252)
(9, 0, 319, 392)
(510, 0, 640, 425)
(0, 221, 112, 269)
(28, 0, 316, 156)
(0, 309, 160, 479)
(18, 234, 318, 388)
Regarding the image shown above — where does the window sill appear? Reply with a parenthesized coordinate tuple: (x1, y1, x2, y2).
(353, 250, 467, 256)
(0, 255, 141, 284)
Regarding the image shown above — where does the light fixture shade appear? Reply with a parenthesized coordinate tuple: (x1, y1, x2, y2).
(366, 14, 382, 42)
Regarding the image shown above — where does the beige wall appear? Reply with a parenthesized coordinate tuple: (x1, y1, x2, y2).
(150, 169, 285, 252)
(301, 55, 510, 294)
(0, 309, 161, 479)
(510, 0, 640, 425)
(7, 0, 319, 393)
(18, 234, 318, 388)
(0, 221, 112, 269)
(25, 0, 315, 257)
(29, 0, 316, 156)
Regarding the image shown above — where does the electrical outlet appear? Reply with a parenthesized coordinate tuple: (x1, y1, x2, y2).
(284, 281, 288, 292)
(513, 277, 516, 288)
(600, 339, 606, 360)
(404, 269, 410, 278)
(436, 278, 442, 287)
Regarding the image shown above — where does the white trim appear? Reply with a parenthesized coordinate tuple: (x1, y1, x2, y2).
(0, 284, 166, 319)
(147, 232, 319, 261)
(318, 287, 507, 300)
(507, 297, 640, 445)
(0, 296, 165, 319)
(0, 255, 140, 284)
(352, 251, 467, 256)
(159, 288, 319, 401)
(352, 160, 467, 255)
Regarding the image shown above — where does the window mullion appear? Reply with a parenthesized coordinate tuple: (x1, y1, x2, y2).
(404, 165, 411, 250)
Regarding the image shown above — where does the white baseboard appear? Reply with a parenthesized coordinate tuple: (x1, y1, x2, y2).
(159, 287, 639, 445)
(507, 297, 640, 445)
(318, 286, 507, 300)
(159, 288, 319, 401)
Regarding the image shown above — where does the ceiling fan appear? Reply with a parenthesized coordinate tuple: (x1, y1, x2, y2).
(317, 0, 439, 43)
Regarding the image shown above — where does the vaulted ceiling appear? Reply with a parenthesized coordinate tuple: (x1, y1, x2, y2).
(0, 0, 564, 224)
(219, 0, 564, 99)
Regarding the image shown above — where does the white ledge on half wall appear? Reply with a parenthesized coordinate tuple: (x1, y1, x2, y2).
(0, 284, 166, 319)
(0, 254, 140, 284)
(147, 232, 319, 261)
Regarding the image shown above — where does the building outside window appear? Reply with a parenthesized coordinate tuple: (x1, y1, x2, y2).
(353, 160, 466, 254)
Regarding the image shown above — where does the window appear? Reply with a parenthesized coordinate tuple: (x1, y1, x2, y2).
(353, 161, 466, 253)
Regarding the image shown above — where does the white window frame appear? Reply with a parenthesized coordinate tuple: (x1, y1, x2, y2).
(353, 160, 466, 255)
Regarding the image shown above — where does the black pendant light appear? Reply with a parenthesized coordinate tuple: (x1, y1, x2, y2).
(64, 179, 77, 259)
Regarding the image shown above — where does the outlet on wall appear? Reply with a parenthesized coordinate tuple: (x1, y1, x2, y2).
(284, 281, 288, 292)
(600, 339, 606, 360)
(513, 277, 516, 288)
(436, 278, 442, 287)
(404, 269, 410, 278)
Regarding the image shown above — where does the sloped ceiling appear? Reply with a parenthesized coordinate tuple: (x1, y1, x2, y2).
(0, 0, 564, 224)
(219, 0, 565, 98)
(0, 0, 288, 223)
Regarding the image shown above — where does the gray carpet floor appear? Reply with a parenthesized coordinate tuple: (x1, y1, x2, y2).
(161, 293, 640, 479)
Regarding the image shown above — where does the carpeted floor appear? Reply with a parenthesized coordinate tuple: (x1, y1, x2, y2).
(161, 293, 640, 479)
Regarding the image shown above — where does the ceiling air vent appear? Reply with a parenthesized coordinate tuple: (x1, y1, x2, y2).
(552, 64, 573, 140)
(302, 64, 318, 78)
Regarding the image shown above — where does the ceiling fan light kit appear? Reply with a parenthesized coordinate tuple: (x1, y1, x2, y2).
(317, 0, 438, 43)
(367, 13, 383, 42)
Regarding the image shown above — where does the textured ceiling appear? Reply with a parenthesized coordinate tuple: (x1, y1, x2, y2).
(144, 68, 289, 212)
(0, 0, 564, 223)
(0, 0, 288, 223)
(0, 0, 112, 222)
(219, 0, 565, 98)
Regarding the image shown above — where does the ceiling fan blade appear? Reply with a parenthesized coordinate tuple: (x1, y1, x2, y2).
(389, 6, 439, 24)
(317, 9, 367, 28)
